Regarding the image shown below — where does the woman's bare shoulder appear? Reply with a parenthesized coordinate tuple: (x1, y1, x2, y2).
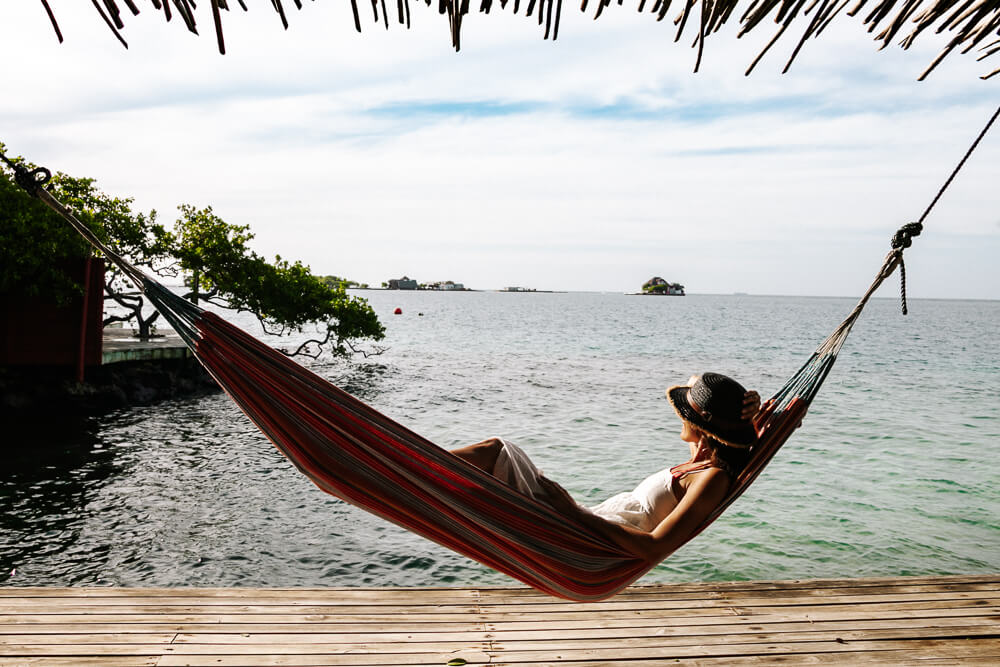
(677, 467, 731, 505)
(678, 466, 731, 490)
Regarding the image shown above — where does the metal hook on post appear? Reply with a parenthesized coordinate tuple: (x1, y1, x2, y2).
(0, 151, 52, 197)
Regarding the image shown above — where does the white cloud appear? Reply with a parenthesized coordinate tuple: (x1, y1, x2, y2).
(1, 2, 997, 297)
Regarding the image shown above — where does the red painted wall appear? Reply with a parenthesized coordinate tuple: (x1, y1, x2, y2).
(0, 258, 105, 367)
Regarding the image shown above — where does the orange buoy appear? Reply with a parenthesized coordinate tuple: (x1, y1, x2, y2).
(394, 307, 402, 315)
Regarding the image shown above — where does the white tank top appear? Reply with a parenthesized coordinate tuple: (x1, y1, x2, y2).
(588, 468, 680, 532)
(489, 438, 687, 533)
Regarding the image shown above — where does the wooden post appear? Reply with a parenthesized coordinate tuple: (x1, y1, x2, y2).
(76, 256, 92, 383)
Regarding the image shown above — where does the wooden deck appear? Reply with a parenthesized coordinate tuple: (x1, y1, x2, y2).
(1, 575, 997, 666)
(102, 328, 190, 365)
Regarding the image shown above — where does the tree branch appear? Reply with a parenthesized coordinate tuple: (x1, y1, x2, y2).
(344, 338, 389, 358)
(283, 327, 335, 358)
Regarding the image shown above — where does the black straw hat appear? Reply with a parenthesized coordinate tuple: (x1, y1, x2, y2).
(666, 373, 757, 448)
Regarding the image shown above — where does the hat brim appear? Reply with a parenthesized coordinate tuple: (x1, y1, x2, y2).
(666, 385, 758, 449)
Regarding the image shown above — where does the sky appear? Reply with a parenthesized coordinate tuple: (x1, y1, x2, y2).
(1, 3, 998, 298)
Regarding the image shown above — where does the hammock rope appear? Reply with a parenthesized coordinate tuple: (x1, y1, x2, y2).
(889, 103, 1000, 315)
(1, 110, 994, 599)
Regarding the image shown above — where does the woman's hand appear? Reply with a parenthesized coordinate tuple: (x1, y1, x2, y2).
(742, 390, 761, 420)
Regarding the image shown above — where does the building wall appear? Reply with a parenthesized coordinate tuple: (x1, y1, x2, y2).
(0, 258, 105, 367)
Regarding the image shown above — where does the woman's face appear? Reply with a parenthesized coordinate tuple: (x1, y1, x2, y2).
(680, 420, 700, 443)
(677, 376, 702, 444)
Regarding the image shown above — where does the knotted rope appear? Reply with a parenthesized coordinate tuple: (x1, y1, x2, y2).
(891, 221, 922, 315)
(0, 152, 51, 197)
(888, 104, 1000, 315)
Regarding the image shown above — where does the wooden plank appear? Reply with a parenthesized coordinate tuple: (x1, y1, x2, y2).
(478, 602, 1000, 624)
(0, 603, 483, 614)
(0, 642, 490, 656)
(0, 634, 174, 645)
(477, 637, 1000, 662)
(161, 616, 1000, 644)
(144, 638, 1000, 666)
(38, 622, 975, 650)
(1, 574, 995, 598)
(2, 602, 994, 629)
(155, 660, 478, 667)
(478, 580, 1000, 603)
(6, 634, 1000, 657)
(3, 580, 997, 604)
(1, 605, 995, 635)
(0, 659, 159, 667)
(488, 624, 999, 649)
(488, 654, 1000, 667)
(3, 592, 996, 617)
(473, 590, 1000, 612)
(476, 598, 1000, 619)
(0, 645, 492, 665)
(3, 583, 997, 609)
(2, 602, 996, 626)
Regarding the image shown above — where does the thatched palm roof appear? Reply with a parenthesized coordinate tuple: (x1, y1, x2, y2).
(41, 0, 1000, 79)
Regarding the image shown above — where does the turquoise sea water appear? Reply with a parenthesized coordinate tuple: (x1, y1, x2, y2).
(2, 292, 998, 588)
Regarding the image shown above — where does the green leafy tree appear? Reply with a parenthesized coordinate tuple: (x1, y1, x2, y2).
(1, 144, 175, 340)
(0, 147, 103, 304)
(99, 206, 175, 340)
(2, 146, 384, 358)
(173, 205, 385, 357)
(320, 275, 368, 290)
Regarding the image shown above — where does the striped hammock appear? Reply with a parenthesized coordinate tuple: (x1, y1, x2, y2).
(25, 177, 908, 601)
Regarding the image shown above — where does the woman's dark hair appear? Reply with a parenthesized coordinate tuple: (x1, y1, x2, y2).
(704, 434, 752, 479)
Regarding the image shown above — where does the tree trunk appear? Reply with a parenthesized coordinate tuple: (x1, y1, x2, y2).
(190, 269, 200, 305)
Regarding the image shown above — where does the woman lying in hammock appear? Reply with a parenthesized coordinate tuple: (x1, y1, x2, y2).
(451, 372, 760, 564)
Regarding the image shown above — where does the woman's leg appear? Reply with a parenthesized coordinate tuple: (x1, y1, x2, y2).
(451, 437, 503, 474)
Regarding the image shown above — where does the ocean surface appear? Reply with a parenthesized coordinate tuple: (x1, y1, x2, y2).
(2, 291, 998, 589)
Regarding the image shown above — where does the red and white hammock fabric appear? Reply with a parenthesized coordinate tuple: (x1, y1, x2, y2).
(149, 278, 811, 600)
(31, 182, 905, 601)
(137, 258, 896, 601)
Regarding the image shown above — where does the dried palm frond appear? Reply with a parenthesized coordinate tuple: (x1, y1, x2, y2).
(37, 0, 1000, 79)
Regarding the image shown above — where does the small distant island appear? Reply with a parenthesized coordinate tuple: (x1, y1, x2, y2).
(384, 276, 469, 291)
(628, 277, 685, 295)
(639, 276, 685, 296)
(320, 275, 370, 289)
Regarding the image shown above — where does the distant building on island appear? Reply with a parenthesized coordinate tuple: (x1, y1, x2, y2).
(387, 276, 418, 290)
(426, 281, 466, 291)
(386, 277, 468, 290)
(502, 286, 537, 292)
(642, 276, 685, 296)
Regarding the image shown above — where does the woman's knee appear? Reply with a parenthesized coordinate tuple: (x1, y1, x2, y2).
(456, 437, 503, 472)
(479, 437, 503, 452)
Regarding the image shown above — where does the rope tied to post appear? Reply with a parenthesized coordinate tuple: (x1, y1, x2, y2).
(0, 149, 145, 286)
(883, 104, 1000, 316)
(890, 221, 923, 316)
